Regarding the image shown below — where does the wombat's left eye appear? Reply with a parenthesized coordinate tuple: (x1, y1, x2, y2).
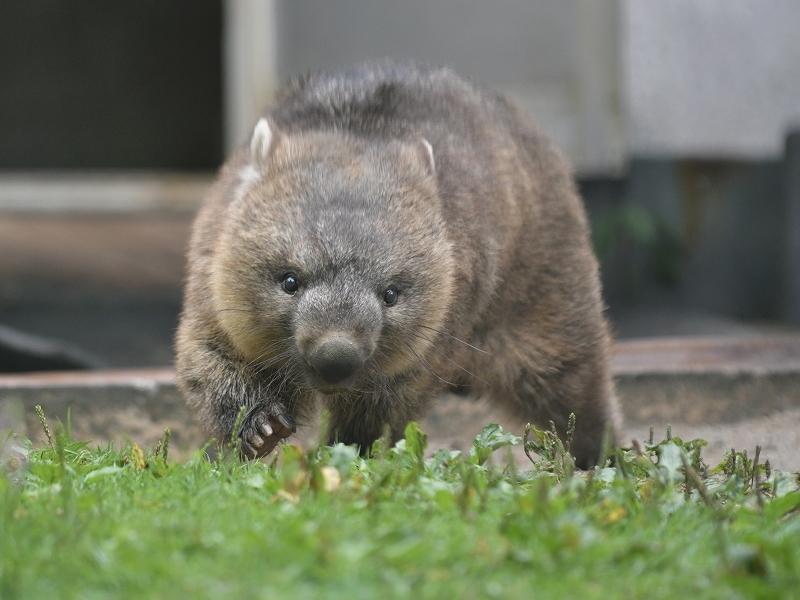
(282, 274, 299, 294)
(383, 287, 398, 306)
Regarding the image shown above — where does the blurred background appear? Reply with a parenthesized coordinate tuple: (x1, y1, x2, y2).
(1, 0, 799, 372)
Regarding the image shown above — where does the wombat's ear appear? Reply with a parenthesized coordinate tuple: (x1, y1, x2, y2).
(420, 138, 436, 174)
(250, 118, 277, 167)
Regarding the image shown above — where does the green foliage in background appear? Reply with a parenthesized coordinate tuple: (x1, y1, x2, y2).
(593, 204, 685, 296)
(1, 413, 799, 599)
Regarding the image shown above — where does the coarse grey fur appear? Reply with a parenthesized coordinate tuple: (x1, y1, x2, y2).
(175, 60, 621, 468)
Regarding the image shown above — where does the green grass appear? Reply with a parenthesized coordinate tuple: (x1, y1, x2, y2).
(1, 413, 799, 600)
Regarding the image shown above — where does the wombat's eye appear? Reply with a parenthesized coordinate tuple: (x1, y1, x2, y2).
(282, 274, 299, 294)
(383, 287, 398, 306)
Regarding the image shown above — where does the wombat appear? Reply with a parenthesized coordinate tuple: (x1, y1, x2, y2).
(175, 60, 620, 468)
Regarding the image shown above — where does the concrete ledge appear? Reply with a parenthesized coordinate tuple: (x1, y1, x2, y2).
(2, 337, 799, 466)
(0, 172, 211, 213)
(613, 336, 800, 423)
(613, 336, 800, 375)
(0, 368, 202, 457)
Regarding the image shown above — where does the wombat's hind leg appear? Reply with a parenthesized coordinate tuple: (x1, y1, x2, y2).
(503, 363, 619, 470)
(238, 403, 296, 459)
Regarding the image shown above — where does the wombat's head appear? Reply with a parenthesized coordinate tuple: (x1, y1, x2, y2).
(210, 119, 455, 394)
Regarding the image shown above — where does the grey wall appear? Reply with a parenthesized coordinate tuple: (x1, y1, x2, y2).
(275, 0, 625, 175)
(624, 0, 800, 158)
(277, 1, 576, 86)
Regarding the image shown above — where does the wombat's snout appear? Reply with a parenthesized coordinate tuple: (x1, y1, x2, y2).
(308, 335, 363, 387)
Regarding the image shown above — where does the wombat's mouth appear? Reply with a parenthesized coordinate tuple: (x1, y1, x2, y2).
(305, 370, 359, 395)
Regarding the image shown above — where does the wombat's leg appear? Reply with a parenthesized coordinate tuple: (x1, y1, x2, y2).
(176, 332, 299, 459)
(238, 402, 296, 459)
(499, 359, 619, 470)
(325, 408, 389, 455)
(325, 391, 418, 454)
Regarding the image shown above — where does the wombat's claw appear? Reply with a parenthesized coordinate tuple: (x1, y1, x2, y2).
(278, 413, 296, 433)
(238, 404, 295, 459)
(241, 440, 258, 457)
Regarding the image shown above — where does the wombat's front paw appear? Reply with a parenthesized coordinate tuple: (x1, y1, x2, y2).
(238, 404, 296, 459)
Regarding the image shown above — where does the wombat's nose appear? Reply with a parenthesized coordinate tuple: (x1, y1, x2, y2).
(309, 336, 363, 385)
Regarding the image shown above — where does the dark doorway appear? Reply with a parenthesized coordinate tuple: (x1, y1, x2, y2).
(0, 1, 223, 170)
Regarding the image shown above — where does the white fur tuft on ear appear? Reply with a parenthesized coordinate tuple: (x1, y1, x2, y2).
(421, 138, 435, 173)
(250, 118, 273, 166)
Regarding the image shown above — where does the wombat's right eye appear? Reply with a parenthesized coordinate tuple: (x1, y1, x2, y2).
(282, 274, 299, 294)
(383, 287, 398, 306)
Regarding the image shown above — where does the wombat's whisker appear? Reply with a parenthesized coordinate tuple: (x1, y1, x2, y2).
(347, 384, 373, 395)
(235, 325, 268, 347)
(380, 378, 406, 410)
(272, 363, 294, 397)
(248, 349, 289, 374)
(258, 362, 288, 390)
(252, 348, 292, 371)
(444, 356, 490, 387)
(253, 361, 284, 378)
(362, 360, 400, 403)
(419, 325, 490, 355)
(407, 331, 437, 347)
(404, 333, 479, 380)
(372, 347, 393, 366)
(250, 336, 291, 354)
(403, 334, 480, 386)
(402, 341, 458, 386)
(245, 342, 291, 370)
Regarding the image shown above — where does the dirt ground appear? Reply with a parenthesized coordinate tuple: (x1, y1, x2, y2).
(622, 410, 800, 472)
(416, 397, 800, 472)
(2, 369, 798, 472)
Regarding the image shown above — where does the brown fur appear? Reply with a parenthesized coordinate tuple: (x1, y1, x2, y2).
(175, 60, 621, 468)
